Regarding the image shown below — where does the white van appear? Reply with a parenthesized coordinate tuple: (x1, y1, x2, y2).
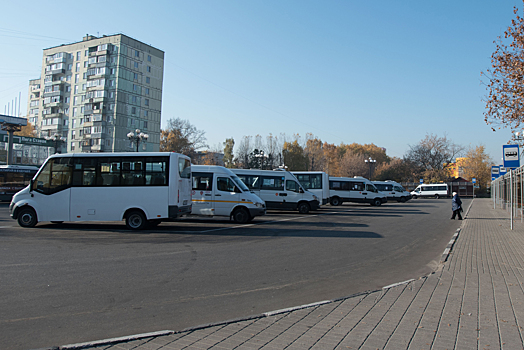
(232, 169, 320, 214)
(329, 176, 387, 206)
(292, 171, 330, 205)
(372, 180, 412, 203)
(411, 183, 449, 199)
(191, 165, 266, 223)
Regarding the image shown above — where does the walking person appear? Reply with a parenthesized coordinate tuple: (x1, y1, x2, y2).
(451, 191, 463, 220)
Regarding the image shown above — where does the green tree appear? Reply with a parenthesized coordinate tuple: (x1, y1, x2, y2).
(223, 138, 235, 168)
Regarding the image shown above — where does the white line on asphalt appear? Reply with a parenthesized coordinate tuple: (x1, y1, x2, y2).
(382, 279, 415, 290)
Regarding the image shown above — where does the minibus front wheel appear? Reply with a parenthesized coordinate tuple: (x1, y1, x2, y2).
(232, 207, 250, 224)
(297, 202, 310, 214)
(17, 206, 38, 228)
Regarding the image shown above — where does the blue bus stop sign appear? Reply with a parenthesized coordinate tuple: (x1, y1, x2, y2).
(420, 178, 423, 184)
(503, 144, 520, 169)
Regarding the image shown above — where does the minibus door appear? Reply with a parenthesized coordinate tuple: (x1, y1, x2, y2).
(191, 172, 214, 216)
(259, 175, 285, 210)
(214, 176, 240, 216)
(285, 179, 303, 209)
(350, 181, 366, 203)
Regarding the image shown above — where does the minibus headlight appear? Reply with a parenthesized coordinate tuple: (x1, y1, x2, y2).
(255, 202, 265, 208)
(313, 195, 319, 202)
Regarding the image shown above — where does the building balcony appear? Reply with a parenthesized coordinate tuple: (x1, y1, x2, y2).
(43, 101, 62, 108)
(41, 124, 63, 132)
(43, 90, 64, 98)
(48, 68, 66, 75)
(31, 85, 41, 91)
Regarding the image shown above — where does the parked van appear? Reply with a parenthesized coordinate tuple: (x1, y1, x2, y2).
(372, 180, 412, 203)
(232, 169, 320, 213)
(411, 183, 449, 199)
(292, 171, 330, 205)
(191, 165, 266, 223)
(329, 176, 387, 206)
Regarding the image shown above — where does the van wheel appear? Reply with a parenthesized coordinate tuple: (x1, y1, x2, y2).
(126, 210, 147, 230)
(435, 194, 440, 199)
(371, 199, 382, 206)
(17, 207, 37, 228)
(330, 197, 341, 206)
(399, 197, 406, 203)
(232, 208, 250, 224)
(298, 202, 310, 214)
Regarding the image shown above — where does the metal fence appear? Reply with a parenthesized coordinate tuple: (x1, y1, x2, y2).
(491, 165, 524, 230)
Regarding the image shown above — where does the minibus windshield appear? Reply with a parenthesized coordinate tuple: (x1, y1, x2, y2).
(232, 176, 249, 192)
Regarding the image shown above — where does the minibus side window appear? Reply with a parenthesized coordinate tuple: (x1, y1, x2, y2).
(286, 180, 300, 193)
(261, 176, 284, 190)
(350, 182, 364, 191)
(217, 177, 240, 193)
(192, 172, 213, 191)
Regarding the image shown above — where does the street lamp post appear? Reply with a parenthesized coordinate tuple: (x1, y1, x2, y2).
(45, 133, 66, 154)
(365, 157, 376, 179)
(254, 150, 266, 169)
(127, 129, 149, 152)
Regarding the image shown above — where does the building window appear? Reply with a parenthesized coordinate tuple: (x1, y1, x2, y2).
(146, 77, 150, 84)
(145, 88, 149, 95)
(147, 66, 151, 73)
(76, 62, 80, 72)
(131, 107, 136, 114)
(134, 62, 139, 68)
(76, 51, 81, 60)
(145, 99, 149, 106)
(133, 73, 138, 80)
(135, 50, 140, 57)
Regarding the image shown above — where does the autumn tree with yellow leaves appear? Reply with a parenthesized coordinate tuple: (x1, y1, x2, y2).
(482, 3, 524, 136)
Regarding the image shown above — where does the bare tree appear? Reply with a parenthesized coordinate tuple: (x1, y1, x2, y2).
(339, 152, 368, 178)
(235, 136, 252, 168)
(160, 118, 207, 158)
(404, 134, 464, 182)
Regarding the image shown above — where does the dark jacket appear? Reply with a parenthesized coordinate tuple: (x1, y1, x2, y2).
(452, 194, 462, 211)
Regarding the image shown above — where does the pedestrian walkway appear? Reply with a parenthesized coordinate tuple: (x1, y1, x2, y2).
(60, 199, 524, 350)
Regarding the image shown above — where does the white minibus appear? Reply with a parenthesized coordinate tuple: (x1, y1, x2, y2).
(410, 183, 449, 199)
(329, 176, 387, 206)
(292, 171, 330, 205)
(232, 169, 320, 213)
(191, 165, 266, 223)
(372, 180, 412, 203)
(10, 152, 192, 230)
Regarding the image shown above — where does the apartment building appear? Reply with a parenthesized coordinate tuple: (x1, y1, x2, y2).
(26, 34, 164, 153)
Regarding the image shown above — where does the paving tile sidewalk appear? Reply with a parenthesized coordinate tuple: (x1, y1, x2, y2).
(61, 198, 524, 350)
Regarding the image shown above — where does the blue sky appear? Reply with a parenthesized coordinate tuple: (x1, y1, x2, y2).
(0, 0, 521, 163)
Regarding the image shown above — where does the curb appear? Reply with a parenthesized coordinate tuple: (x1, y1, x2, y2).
(439, 198, 473, 263)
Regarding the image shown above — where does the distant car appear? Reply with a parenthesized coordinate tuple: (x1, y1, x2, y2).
(411, 184, 449, 199)
(372, 180, 412, 203)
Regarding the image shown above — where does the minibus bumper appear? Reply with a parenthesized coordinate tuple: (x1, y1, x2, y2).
(309, 200, 320, 211)
(248, 207, 266, 217)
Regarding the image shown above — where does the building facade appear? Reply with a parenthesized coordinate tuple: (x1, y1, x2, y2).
(26, 34, 164, 153)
